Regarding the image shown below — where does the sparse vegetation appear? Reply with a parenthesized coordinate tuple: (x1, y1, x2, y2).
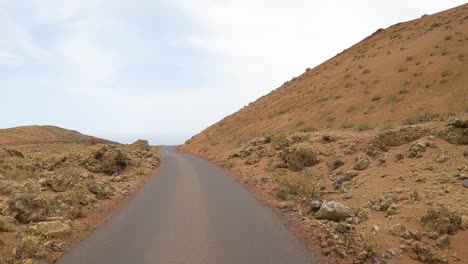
(340, 122, 354, 129)
(440, 69, 452, 77)
(355, 124, 371, 131)
(346, 105, 357, 113)
(399, 88, 409, 94)
(440, 48, 449, 56)
(387, 95, 398, 104)
(403, 112, 440, 125)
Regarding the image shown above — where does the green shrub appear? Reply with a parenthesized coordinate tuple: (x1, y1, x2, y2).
(18, 235, 40, 258)
(275, 170, 319, 201)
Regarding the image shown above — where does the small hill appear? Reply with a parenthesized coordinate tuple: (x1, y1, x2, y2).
(0, 125, 109, 145)
(181, 3, 468, 157)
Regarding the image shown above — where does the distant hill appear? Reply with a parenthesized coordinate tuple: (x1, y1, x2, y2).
(181, 3, 468, 155)
(0, 125, 111, 145)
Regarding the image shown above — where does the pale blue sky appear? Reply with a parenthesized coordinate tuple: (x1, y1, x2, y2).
(1, 0, 466, 144)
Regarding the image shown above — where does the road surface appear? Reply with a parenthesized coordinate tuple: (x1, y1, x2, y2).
(58, 147, 311, 264)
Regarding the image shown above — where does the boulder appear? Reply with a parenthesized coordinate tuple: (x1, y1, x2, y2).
(85, 145, 129, 175)
(35, 221, 71, 237)
(131, 139, 150, 151)
(7, 192, 49, 223)
(279, 146, 318, 171)
(315, 201, 352, 222)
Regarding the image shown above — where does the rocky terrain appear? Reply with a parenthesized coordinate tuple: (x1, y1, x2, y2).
(180, 4, 468, 264)
(0, 133, 160, 264)
(186, 119, 467, 263)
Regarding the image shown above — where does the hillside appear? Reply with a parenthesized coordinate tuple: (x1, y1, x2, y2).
(0, 127, 160, 263)
(0, 125, 109, 145)
(180, 4, 468, 264)
(181, 3, 467, 157)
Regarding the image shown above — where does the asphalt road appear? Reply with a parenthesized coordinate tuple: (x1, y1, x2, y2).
(57, 147, 311, 264)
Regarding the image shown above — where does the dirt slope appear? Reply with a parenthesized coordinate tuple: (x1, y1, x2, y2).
(181, 3, 468, 157)
(180, 4, 468, 264)
(0, 125, 110, 145)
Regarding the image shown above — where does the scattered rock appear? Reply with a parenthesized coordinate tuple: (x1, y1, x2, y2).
(389, 224, 406, 236)
(344, 170, 359, 178)
(435, 154, 450, 163)
(410, 241, 447, 264)
(460, 215, 468, 230)
(368, 192, 397, 212)
(335, 222, 352, 233)
(394, 153, 404, 162)
(450, 117, 468, 128)
(402, 230, 421, 241)
(463, 179, 468, 188)
(463, 149, 468, 157)
(373, 126, 430, 148)
(278, 202, 294, 211)
(245, 153, 261, 165)
(309, 200, 322, 213)
(372, 225, 380, 232)
(353, 157, 370, 170)
(45, 172, 77, 192)
(35, 221, 71, 238)
(436, 235, 450, 249)
(420, 204, 461, 236)
(408, 142, 426, 158)
(387, 203, 398, 216)
(315, 201, 352, 222)
(322, 134, 335, 143)
(87, 181, 113, 199)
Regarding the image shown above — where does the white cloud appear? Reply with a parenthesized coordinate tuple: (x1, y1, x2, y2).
(60, 33, 121, 85)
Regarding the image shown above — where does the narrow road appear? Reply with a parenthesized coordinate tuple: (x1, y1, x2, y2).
(58, 147, 311, 264)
